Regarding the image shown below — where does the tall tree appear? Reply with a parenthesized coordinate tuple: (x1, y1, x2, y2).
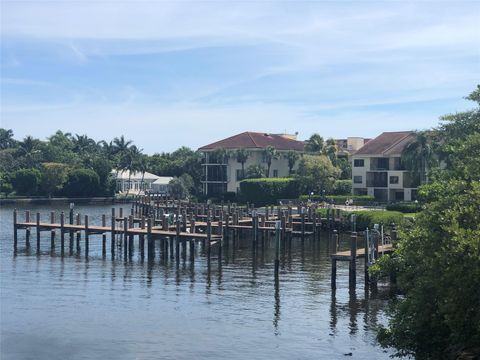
(284, 151, 300, 175)
(136, 154, 150, 193)
(235, 149, 250, 179)
(402, 131, 436, 185)
(323, 138, 338, 166)
(304, 133, 324, 153)
(0, 129, 17, 149)
(120, 145, 142, 196)
(263, 146, 278, 178)
(18, 136, 42, 168)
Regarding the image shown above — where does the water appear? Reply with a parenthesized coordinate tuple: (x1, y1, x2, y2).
(1, 204, 393, 359)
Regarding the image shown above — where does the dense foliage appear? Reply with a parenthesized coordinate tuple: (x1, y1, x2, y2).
(300, 194, 375, 205)
(371, 86, 480, 359)
(0, 130, 202, 198)
(239, 178, 300, 206)
(315, 208, 405, 231)
(385, 201, 423, 213)
(296, 154, 340, 194)
(332, 179, 352, 195)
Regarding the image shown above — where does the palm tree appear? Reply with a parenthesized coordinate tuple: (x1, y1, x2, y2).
(263, 146, 278, 178)
(119, 145, 142, 196)
(235, 149, 250, 180)
(209, 148, 230, 184)
(136, 154, 150, 193)
(112, 135, 133, 155)
(402, 131, 435, 185)
(111, 136, 133, 180)
(323, 138, 338, 166)
(305, 133, 324, 153)
(284, 151, 300, 175)
(48, 130, 73, 150)
(18, 136, 42, 167)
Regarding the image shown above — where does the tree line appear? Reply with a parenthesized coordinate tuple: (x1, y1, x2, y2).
(0, 131, 203, 198)
(0, 130, 351, 199)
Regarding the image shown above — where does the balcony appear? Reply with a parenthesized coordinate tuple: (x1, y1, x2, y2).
(370, 158, 389, 171)
(367, 171, 388, 187)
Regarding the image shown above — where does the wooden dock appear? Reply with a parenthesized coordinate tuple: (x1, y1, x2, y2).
(12, 194, 397, 289)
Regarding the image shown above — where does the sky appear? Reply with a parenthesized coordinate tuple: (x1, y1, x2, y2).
(1, 1, 479, 154)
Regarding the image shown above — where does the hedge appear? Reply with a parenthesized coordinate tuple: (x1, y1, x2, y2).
(332, 179, 352, 195)
(386, 201, 423, 213)
(299, 194, 375, 205)
(351, 210, 405, 231)
(315, 208, 406, 231)
(240, 178, 300, 206)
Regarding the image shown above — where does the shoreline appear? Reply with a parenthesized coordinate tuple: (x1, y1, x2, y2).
(0, 197, 133, 205)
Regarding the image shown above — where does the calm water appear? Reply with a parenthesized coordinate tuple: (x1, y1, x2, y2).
(1, 203, 392, 359)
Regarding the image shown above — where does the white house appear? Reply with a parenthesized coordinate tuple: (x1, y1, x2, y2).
(198, 131, 304, 196)
(112, 170, 172, 195)
(151, 176, 174, 194)
(351, 131, 419, 202)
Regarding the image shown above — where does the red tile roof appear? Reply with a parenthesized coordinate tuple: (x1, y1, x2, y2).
(353, 131, 414, 156)
(198, 132, 305, 151)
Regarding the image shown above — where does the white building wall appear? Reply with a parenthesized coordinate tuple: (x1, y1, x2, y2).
(226, 150, 299, 193)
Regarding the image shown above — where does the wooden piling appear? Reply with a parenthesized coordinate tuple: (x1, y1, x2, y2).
(147, 217, 153, 260)
(13, 209, 18, 252)
(349, 232, 357, 288)
(111, 208, 116, 257)
(60, 212, 65, 255)
(140, 216, 145, 258)
(128, 215, 134, 257)
(364, 228, 370, 286)
(76, 213, 81, 252)
(84, 215, 89, 257)
(50, 211, 55, 249)
(331, 258, 337, 290)
(35, 212, 41, 252)
(274, 221, 281, 278)
(207, 218, 212, 266)
(102, 214, 106, 257)
(25, 210, 30, 248)
(123, 217, 128, 259)
(175, 220, 180, 262)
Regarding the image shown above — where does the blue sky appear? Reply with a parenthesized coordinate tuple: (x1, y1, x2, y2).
(1, 1, 479, 153)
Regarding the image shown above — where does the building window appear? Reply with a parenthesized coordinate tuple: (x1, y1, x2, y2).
(273, 170, 278, 177)
(354, 159, 364, 167)
(354, 176, 362, 184)
(390, 176, 399, 184)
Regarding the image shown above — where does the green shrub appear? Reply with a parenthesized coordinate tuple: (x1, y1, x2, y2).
(333, 179, 352, 195)
(62, 168, 100, 197)
(300, 194, 375, 205)
(240, 178, 300, 206)
(386, 201, 423, 213)
(315, 208, 405, 231)
(351, 210, 405, 231)
(11, 168, 42, 196)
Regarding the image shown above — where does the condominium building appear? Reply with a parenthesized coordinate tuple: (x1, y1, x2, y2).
(351, 131, 419, 202)
(198, 131, 304, 195)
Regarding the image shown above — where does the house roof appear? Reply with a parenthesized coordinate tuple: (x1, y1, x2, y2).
(198, 131, 304, 151)
(112, 170, 160, 181)
(353, 131, 414, 156)
(152, 177, 174, 185)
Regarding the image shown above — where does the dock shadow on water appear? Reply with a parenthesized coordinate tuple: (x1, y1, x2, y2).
(1, 203, 393, 360)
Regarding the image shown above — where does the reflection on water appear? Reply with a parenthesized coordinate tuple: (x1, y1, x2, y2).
(1, 204, 392, 360)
